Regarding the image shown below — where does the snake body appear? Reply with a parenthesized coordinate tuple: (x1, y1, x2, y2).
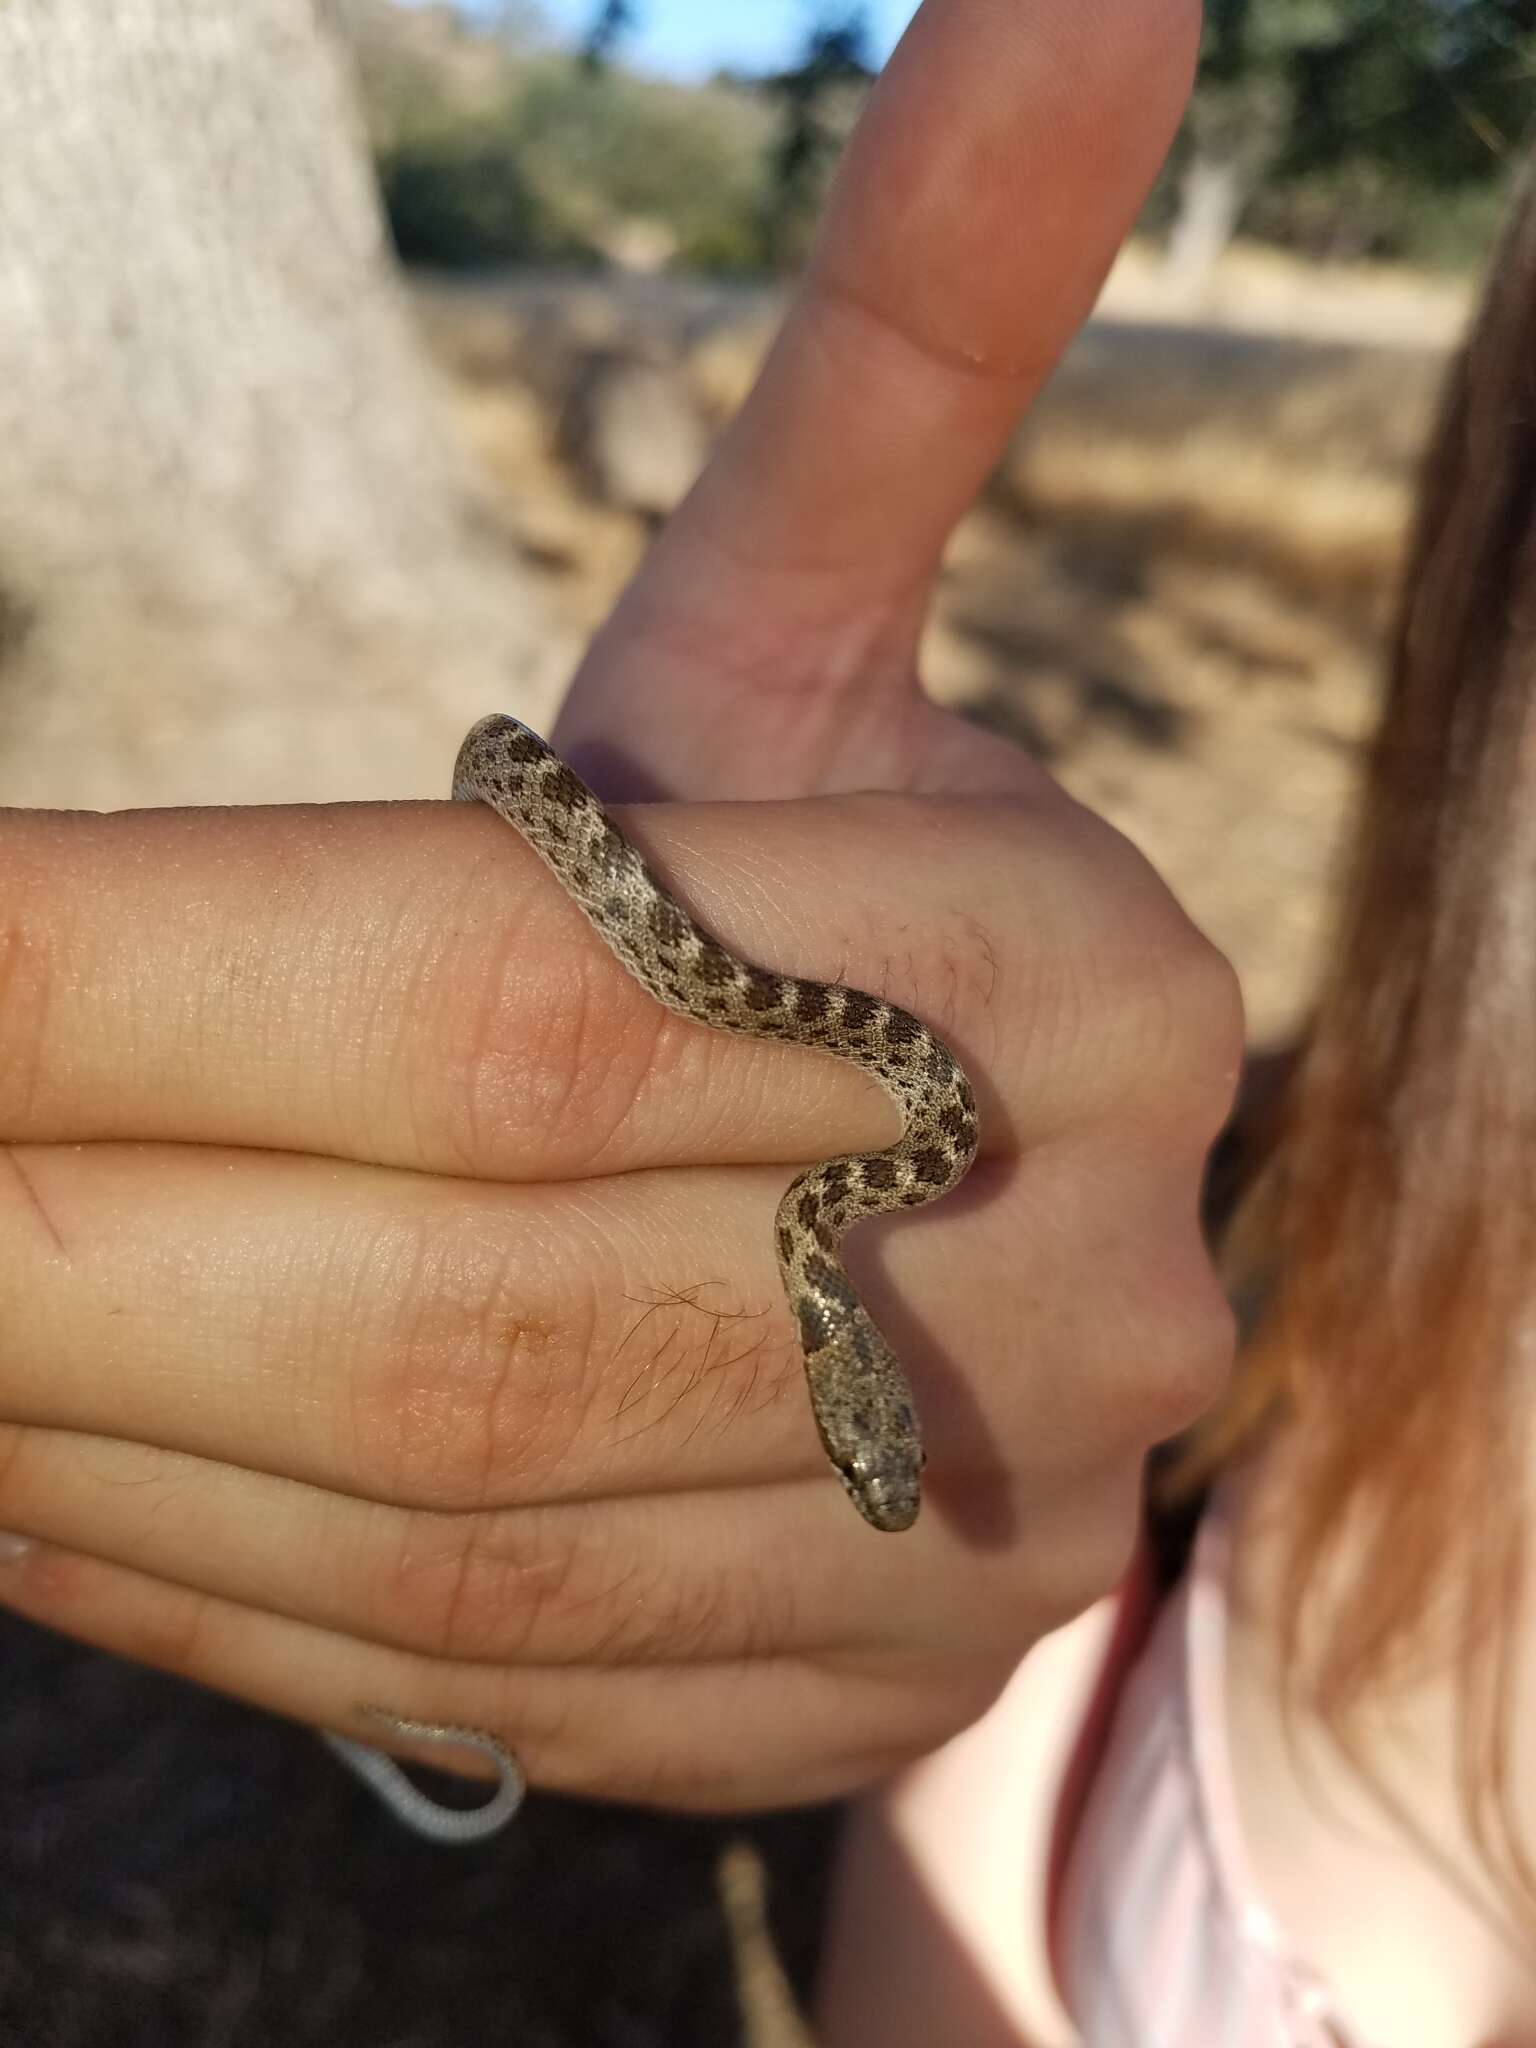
(452, 712, 980, 1534)
(322, 1711, 525, 1845)
(328, 712, 978, 1842)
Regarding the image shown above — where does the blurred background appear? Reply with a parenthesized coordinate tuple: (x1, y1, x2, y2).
(348, 0, 1512, 1045)
(0, 6, 1529, 2044)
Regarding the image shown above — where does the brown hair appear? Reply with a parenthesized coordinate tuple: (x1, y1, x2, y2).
(1175, 154, 1536, 1916)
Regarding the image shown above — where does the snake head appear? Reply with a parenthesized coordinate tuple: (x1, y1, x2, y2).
(837, 1445, 922, 1533)
(801, 1318, 926, 1534)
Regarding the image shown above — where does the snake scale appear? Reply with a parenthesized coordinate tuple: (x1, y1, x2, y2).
(325, 711, 979, 1840)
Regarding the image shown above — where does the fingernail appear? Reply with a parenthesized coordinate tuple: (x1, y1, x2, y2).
(0, 1532, 35, 1563)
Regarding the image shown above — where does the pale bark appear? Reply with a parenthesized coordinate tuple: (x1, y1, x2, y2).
(0, 0, 567, 807)
(1163, 151, 1249, 304)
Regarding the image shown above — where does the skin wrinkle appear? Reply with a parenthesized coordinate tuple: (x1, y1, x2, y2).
(426, 1506, 516, 1668)
(0, 1422, 34, 1541)
(418, 833, 540, 1181)
(641, 1560, 755, 1670)
(557, 1538, 745, 1675)
(351, 1209, 468, 1505)
(447, 851, 670, 1186)
(558, 1565, 659, 1669)
(811, 261, 1050, 398)
(0, 899, 59, 1130)
(129, 1569, 219, 1695)
(466, 1247, 520, 1528)
(0, 1146, 67, 1259)
(607, 521, 936, 704)
(179, 1435, 601, 1669)
(375, 1207, 557, 1515)
(422, 1504, 766, 1678)
(326, 1201, 395, 1490)
(376, 852, 463, 1177)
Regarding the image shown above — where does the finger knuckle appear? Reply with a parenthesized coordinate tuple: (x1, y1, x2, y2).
(385, 1508, 790, 1672)
(1120, 1254, 1238, 1446)
(368, 1505, 585, 1662)
(348, 1203, 609, 1512)
(1153, 929, 1247, 1134)
(994, 798, 1242, 1136)
(1097, 892, 1245, 1133)
(417, 862, 667, 1180)
(597, 1551, 793, 1669)
(130, 1581, 217, 1681)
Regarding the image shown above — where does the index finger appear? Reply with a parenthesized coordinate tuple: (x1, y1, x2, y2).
(0, 790, 1210, 1174)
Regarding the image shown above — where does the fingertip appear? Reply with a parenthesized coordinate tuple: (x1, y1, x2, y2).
(819, 0, 1201, 371)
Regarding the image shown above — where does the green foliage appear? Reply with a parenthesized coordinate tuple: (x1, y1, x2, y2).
(378, 113, 588, 267)
(357, 8, 774, 274)
(756, 11, 875, 267)
(357, 0, 1528, 277)
(1243, 161, 1515, 267)
(511, 59, 771, 256)
(1278, 1, 1533, 186)
(580, 0, 638, 70)
(1179, 0, 1535, 264)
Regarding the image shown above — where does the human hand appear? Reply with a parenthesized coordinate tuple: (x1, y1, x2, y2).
(0, 0, 1234, 1811)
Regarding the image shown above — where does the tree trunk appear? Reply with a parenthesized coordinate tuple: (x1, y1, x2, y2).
(0, 0, 568, 808)
(1163, 149, 1249, 304)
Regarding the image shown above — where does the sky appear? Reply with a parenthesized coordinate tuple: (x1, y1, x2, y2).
(495, 1, 920, 82)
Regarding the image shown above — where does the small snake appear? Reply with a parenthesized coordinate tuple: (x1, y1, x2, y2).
(326, 712, 979, 1840)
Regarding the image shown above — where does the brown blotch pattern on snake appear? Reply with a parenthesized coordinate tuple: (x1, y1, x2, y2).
(451, 711, 980, 1538)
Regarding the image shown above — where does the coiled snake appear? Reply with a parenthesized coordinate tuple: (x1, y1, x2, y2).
(323, 713, 980, 1840)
